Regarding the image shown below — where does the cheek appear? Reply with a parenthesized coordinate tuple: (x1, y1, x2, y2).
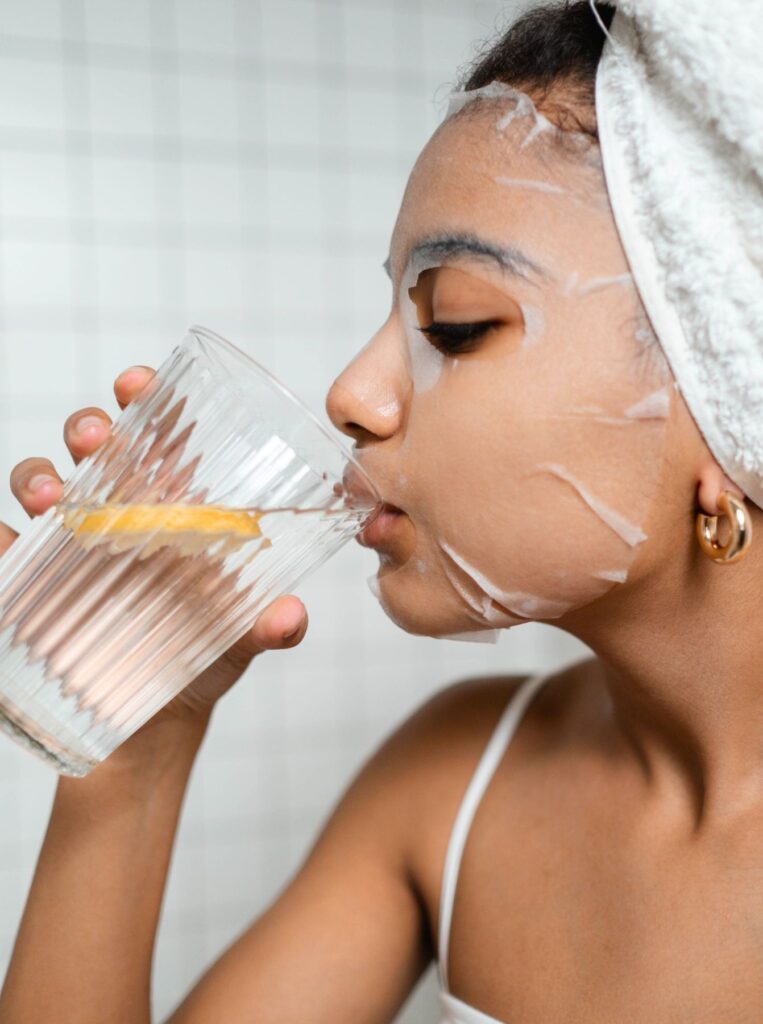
(395, 306, 673, 624)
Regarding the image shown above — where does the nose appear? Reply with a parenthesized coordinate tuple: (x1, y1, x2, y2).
(325, 318, 406, 445)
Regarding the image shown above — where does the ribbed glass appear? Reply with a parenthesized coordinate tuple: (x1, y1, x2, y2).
(0, 326, 381, 776)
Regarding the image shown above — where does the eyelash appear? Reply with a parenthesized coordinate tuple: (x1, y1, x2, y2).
(416, 320, 501, 355)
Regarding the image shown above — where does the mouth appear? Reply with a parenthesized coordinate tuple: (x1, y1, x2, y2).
(356, 502, 407, 548)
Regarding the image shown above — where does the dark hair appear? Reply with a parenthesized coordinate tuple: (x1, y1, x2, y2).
(459, 2, 615, 139)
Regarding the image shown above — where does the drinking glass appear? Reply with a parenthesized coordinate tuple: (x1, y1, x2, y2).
(0, 326, 381, 776)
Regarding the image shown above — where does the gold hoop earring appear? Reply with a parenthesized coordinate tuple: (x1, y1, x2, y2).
(696, 490, 752, 564)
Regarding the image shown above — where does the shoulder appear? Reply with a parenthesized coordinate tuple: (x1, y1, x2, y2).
(378, 659, 599, 786)
(300, 660, 601, 946)
(368, 660, 603, 906)
(323, 676, 532, 859)
(314, 658, 604, 857)
(338, 668, 569, 854)
(346, 675, 532, 809)
(344, 656, 602, 810)
(389, 674, 534, 774)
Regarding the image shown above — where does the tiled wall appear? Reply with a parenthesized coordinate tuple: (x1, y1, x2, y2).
(0, 1, 589, 1019)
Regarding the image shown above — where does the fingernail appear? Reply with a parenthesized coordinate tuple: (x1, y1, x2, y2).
(120, 365, 148, 378)
(75, 415, 105, 435)
(28, 474, 57, 493)
(282, 622, 302, 642)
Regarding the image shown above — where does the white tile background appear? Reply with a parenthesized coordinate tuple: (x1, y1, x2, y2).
(0, 1, 589, 1020)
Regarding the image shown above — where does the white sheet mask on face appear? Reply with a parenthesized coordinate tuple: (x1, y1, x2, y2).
(439, 554, 492, 617)
(494, 176, 568, 195)
(373, 81, 675, 643)
(434, 558, 523, 643)
(442, 629, 500, 644)
(520, 303, 545, 348)
(542, 387, 671, 426)
(535, 462, 647, 547)
(367, 572, 382, 601)
(575, 272, 634, 296)
(562, 271, 580, 295)
(399, 253, 448, 394)
(440, 540, 575, 620)
(595, 568, 628, 583)
(495, 89, 554, 148)
(624, 386, 671, 419)
(447, 82, 593, 157)
(445, 80, 524, 118)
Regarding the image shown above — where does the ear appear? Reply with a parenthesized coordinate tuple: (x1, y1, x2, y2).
(696, 461, 746, 516)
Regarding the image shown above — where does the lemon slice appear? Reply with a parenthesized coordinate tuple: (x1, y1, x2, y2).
(61, 503, 265, 560)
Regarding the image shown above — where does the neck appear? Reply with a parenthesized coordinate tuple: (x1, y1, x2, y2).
(566, 519, 763, 831)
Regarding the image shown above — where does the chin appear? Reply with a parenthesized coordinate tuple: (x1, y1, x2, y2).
(373, 566, 489, 637)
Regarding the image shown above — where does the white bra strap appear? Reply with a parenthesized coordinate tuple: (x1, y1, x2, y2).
(436, 671, 551, 992)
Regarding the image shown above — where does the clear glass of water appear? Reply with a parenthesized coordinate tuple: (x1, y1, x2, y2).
(0, 326, 382, 776)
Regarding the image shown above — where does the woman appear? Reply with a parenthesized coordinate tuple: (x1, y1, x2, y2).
(2, 2, 761, 1021)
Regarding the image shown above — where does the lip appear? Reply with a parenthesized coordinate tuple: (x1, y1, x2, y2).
(356, 503, 406, 548)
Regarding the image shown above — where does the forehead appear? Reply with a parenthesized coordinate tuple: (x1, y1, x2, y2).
(390, 100, 620, 283)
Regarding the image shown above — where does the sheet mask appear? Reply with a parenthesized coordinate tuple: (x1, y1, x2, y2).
(495, 177, 568, 196)
(355, 81, 674, 643)
(445, 80, 525, 119)
(519, 304, 545, 348)
(399, 252, 449, 393)
(367, 572, 382, 601)
(495, 89, 555, 148)
(625, 386, 671, 419)
(535, 463, 647, 547)
(575, 273, 634, 296)
(443, 629, 500, 644)
(563, 271, 580, 295)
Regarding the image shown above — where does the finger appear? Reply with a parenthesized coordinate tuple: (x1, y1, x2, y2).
(10, 457, 64, 517)
(0, 521, 19, 557)
(220, 597, 308, 674)
(114, 366, 155, 410)
(63, 407, 113, 466)
(251, 595, 308, 651)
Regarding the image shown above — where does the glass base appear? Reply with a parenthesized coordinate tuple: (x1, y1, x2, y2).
(0, 619, 116, 776)
(0, 695, 97, 776)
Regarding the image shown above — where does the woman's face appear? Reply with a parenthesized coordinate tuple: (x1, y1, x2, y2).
(326, 85, 675, 640)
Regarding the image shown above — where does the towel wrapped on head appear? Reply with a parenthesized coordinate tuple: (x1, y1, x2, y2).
(594, 0, 763, 507)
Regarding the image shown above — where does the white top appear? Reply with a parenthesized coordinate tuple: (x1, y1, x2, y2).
(436, 671, 552, 1024)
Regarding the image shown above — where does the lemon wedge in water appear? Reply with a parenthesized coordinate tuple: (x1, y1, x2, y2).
(61, 503, 265, 559)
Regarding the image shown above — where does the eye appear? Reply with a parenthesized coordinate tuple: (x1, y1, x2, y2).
(417, 319, 502, 355)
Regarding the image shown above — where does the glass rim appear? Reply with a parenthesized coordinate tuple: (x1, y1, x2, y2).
(186, 324, 382, 507)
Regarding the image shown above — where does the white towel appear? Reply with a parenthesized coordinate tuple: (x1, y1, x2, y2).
(595, 1, 763, 506)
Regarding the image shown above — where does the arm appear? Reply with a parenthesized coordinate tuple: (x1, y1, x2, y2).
(0, 639, 516, 1024)
(0, 367, 516, 1023)
(162, 677, 526, 1023)
(164, 714, 432, 1024)
(0, 366, 431, 1024)
(0, 687, 433, 1024)
(0, 716, 209, 1024)
(0, 367, 310, 1023)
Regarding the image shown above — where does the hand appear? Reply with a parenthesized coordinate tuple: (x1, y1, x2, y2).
(1, 365, 308, 739)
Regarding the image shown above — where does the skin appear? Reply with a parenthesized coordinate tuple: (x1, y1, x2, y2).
(342, 97, 675, 635)
(2, 88, 763, 1023)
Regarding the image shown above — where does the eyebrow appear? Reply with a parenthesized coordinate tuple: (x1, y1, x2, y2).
(383, 233, 551, 283)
